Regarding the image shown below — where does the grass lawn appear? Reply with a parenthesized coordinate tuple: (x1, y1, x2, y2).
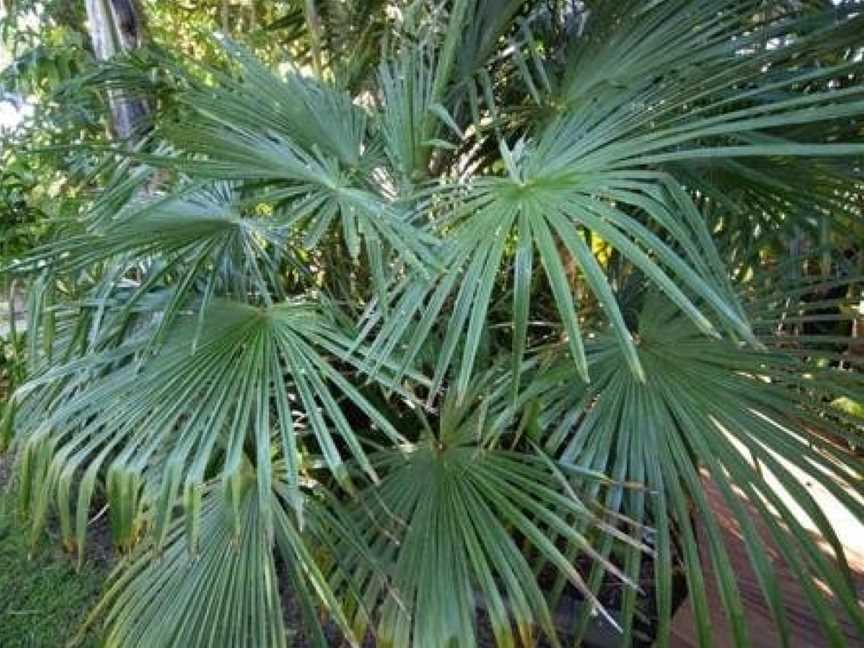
(0, 489, 106, 647)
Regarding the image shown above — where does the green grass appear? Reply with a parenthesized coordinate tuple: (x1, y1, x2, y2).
(0, 489, 106, 648)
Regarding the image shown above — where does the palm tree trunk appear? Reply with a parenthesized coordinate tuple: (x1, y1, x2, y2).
(84, 0, 151, 140)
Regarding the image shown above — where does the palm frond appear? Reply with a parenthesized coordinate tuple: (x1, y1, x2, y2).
(11, 299, 404, 559)
(529, 292, 864, 645)
(86, 471, 364, 648)
(88, 478, 289, 648)
(338, 375, 648, 647)
(10, 183, 294, 345)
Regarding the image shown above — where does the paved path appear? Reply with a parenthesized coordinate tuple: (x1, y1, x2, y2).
(670, 471, 864, 646)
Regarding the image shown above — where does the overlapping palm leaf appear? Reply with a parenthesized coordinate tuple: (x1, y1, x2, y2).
(1, 1, 863, 647)
(85, 471, 363, 648)
(9, 183, 295, 343)
(148, 45, 441, 284)
(362, 0, 864, 399)
(11, 298, 405, 561)
(528, 293, 864, 646)
(328, 375, 649, 647)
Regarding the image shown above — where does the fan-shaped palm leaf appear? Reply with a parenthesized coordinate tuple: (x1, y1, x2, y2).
(11, 299, 405, 560)
(528, 293, 864, 646)
(334, 375, 648, 647)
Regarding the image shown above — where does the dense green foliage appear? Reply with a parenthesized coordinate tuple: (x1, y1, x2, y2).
(2, 1, 864, 647)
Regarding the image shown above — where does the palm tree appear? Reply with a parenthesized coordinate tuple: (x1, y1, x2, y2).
(3, 1, 864, 646)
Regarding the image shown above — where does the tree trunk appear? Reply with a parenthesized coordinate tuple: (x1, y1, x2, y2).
(85, 0, 151, 140)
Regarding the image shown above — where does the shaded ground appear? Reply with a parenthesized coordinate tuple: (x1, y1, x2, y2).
(0, 457, 107, 648)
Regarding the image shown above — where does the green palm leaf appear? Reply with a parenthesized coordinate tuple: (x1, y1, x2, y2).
(85, 471, 363, 648)
(12, 299, 404, 560)
(3, 2, 863, 647)
(530, 293, 864, 646)
(338, 376, 648, 647)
